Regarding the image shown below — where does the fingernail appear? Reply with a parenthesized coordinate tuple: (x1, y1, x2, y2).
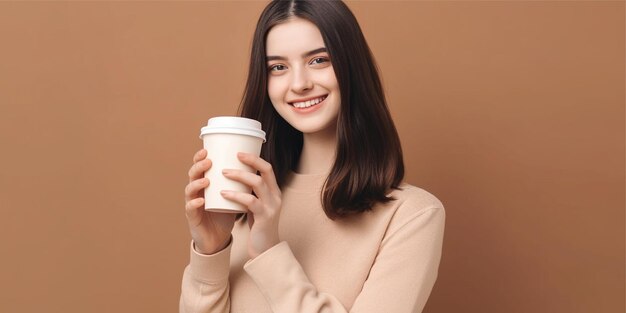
(222, 169, 230, 175)
(220, 190, 231, 196)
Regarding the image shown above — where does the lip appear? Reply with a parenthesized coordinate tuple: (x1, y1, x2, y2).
(289, 94, 328, 114)
(287, 94, 328, 105)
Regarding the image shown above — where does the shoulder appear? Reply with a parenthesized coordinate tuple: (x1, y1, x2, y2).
(380, 183, 446, 233)
(387, 183, 445, 215)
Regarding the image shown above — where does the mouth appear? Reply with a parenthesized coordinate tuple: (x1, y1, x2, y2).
(288, 94, 328, 109)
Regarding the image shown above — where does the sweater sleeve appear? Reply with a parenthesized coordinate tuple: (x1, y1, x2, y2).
(179, 239, 232, 313)
(243, 205, 446, 313)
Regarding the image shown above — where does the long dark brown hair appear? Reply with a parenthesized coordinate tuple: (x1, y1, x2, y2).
(237, 0, 404, 220)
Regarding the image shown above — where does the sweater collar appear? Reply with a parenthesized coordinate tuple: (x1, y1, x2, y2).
(283, 170, 329, 193)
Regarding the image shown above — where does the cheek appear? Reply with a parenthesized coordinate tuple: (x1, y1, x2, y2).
(267, 80, 287, 116)
(320, 70, 340, 91)
(267, 77, 286, 103)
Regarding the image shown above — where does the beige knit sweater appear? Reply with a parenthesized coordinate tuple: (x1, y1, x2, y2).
(180, 170, 445, 313)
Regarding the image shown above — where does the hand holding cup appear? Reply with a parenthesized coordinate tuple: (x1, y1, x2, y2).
(185, 116, 269, 257)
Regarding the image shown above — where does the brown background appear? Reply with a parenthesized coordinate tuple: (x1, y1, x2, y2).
(0, 1, 623, 312)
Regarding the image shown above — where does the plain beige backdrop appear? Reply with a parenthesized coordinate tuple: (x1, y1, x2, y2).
(0, 1, 623, 312)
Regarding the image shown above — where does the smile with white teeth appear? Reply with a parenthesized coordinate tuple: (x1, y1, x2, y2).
(291, 95, 327, 108)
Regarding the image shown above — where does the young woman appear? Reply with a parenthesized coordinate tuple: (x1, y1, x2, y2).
(181, 1, 445, 312)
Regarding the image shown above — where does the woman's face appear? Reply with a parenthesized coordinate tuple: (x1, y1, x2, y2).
(265, 17, 341, 135)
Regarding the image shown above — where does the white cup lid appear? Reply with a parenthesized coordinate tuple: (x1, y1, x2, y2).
(199, 116, 266, 142)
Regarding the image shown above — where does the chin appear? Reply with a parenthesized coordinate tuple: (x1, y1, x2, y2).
(291, 120, 337, 135)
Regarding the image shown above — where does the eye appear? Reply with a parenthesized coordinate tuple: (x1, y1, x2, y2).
(311, 57, 329, 65)
(268, 64, 286, 72)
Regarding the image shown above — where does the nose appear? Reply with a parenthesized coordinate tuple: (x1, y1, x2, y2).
(290, 65, 313, 93)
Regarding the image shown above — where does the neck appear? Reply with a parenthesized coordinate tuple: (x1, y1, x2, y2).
(295, 124, 337, 175)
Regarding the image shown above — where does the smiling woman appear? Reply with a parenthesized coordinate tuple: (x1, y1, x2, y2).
(180, 1, 445, 313)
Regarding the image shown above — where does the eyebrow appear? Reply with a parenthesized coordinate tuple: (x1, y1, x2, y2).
(266, 47, 327, 62)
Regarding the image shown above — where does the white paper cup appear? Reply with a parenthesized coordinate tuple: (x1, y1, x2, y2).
(199, 116, 266, 213)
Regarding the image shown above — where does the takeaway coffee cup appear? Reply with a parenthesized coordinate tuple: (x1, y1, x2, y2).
(199, 116, 266, 213)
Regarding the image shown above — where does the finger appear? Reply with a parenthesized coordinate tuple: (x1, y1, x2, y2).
(192, 149, 207, 163)
(222, 169, 271, 203)
(184, 178, 209, 201)
(188, 158, 212, 182)
(185, 197, 205, 219)
(237, 153, 280, 195)
(220, 190, 262, 214)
